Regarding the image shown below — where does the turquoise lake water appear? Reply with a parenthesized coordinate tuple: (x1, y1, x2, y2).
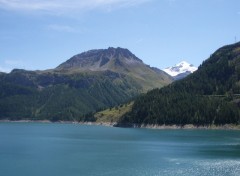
(0, 122, 240, 176)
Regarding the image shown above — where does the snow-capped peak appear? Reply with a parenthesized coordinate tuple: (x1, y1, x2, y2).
(163, 61, 197, 77)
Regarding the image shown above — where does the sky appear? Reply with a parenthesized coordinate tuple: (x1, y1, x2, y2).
(0, 0, 240, 73)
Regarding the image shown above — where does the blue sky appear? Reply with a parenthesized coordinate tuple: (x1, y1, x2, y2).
(0, 0, 239, 72)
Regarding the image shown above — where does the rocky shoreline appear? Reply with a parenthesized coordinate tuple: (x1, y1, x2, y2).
(0, 120, 117, 127)
(136, 124, 240, 130)
(0, 120, 240, 130)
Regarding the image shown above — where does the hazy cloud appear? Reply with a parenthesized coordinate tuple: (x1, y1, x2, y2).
(47, 24, 78, 33)
(166, 0, 177, 5)
(135, 38, 144, 44)
(0, 59, 25, 72)
(0, 66, 11, 73)
(4, 59, 23, 66)
(167, 0, 176, 2)
(0, 0, 151, 14)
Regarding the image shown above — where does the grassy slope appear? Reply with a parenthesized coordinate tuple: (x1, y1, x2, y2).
(109, 58, 173, 92)
(94, 102, 133, 123)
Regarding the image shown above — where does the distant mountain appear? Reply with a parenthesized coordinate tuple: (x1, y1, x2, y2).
(0, 47, 172, 121)
(163, 61, 197, 80)
(57, 47, 172, 91)
(57, 47, 143, 71)
(117, 42, 240, 127)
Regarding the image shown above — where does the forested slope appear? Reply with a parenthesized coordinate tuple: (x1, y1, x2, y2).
(117, 42, 240, 127)
(0, 47, 172, 121)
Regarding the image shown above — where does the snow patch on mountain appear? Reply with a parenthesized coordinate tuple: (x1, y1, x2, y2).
(164, 61, 197, 78)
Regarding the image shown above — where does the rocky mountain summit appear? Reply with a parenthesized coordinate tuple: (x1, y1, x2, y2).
(57, 47, 142, 71)
(57, 47, 173, 91)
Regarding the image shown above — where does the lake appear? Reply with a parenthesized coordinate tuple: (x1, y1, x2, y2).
(0, 122, 239, 176)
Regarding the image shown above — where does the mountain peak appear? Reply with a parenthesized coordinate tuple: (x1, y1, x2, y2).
(56, 47, 143, 71)
(164, 61, 197, 79)
(176, 61, 191, 67)
(54, 47, 173, 91)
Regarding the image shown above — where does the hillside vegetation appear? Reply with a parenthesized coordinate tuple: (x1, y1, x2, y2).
(94, 102, 133, 123)
(117, 42, 240, 127)
(0, 47, 172, 121)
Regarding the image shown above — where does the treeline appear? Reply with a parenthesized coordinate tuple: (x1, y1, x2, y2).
(119, 91, 239, 126)
(0, 70, 139, 121)
(118, 42, 240, 126)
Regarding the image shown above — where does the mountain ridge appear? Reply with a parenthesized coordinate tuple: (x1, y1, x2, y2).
(56, 47, 173, 92)
(0, 47, 172, 121)
(116, 42, 240, 127)
(56, 47, 143, 71)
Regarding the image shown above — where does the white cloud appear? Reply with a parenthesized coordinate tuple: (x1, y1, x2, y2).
(0, 0, 151, 14)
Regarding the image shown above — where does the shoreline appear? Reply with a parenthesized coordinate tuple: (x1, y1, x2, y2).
(136, 124, 240, 130)
(0, 120, 240, 130)
(0, 119, 116, 127)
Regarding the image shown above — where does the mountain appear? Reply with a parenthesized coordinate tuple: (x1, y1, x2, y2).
(163, 61, 197, 80)
(117, 42, 240, 127)
(57, 47, 143, 71)
(56, 47, 173, 91)
(0, 47, 172, 121)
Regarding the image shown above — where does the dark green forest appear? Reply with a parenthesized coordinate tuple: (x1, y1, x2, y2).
(0, 47, 172, 122)
(117, 42, 240, 127)
(0, 70, 139, 121)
